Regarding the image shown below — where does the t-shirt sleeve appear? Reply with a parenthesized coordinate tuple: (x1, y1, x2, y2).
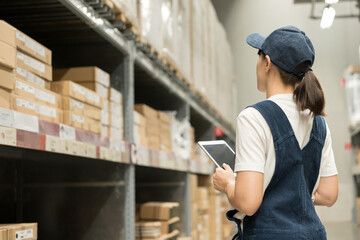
(234, 108, 267, 173)
(319, 123, 338, 177)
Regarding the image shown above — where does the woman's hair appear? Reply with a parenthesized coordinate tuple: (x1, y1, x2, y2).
(258, 50, 325, 116)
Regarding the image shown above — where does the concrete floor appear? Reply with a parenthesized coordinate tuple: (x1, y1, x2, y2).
(324, 222, 360, 240)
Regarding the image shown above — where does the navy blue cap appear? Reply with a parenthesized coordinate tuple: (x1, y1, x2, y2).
(246, 26, 315, 77)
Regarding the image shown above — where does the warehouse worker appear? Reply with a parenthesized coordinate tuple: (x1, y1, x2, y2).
(212, 26, 338, 240)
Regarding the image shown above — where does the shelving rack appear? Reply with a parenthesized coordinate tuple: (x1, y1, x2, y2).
(0, 0, 236, 239)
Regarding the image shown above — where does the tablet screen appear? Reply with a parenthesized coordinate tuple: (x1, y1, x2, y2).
(198, 141, 235, 171)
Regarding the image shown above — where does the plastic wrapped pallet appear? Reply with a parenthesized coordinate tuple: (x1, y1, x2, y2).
(161, 0, 179, 69)
(137, 0, 163, 54)
(177, 0, 191, 83)
(112, 0, 138, 29)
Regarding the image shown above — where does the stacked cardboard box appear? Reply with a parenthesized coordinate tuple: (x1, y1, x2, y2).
(190, 174, 234, 240)
(0, 222, 37, 240)
(51, 81, 103, 134)
(136, 202, 180, 240)
(158, 112, 172, 153)
(53, 66, 111, 136)
(355, 146, 360, 165)
(135, 104, 160, 150)
(108, 87, 123, 140)
(134, 110, 148, 147)
(0, 20, 65, 124)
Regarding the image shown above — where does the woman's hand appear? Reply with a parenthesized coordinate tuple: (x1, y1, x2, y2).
(213, 163, 235, 193)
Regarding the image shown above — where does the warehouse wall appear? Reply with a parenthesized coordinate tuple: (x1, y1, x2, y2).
(212, 0, 360, 222)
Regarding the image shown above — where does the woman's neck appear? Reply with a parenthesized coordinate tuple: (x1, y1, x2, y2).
(266, 75, 295, 99)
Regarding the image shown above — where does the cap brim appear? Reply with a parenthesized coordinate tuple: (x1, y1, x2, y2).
(246, 33, 266, 49)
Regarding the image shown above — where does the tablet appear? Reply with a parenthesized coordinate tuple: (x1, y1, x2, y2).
(198, 140, 235, 171)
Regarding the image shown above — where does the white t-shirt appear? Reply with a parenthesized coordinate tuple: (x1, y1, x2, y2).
(233, 94, 338, 220)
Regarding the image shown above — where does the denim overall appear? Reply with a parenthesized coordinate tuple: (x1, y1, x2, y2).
(226, 100, 327, 240)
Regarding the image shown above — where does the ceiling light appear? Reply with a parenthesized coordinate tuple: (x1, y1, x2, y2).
(325, 0, 339, 4)
(320, 6, 336, 29)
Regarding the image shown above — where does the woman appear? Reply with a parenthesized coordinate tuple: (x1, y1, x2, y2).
(213, 26, 338, 240)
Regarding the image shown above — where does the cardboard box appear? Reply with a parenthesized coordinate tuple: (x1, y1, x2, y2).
(16, 66, 50, 89)
(63, 111, 84, 129)
(79, 82, 108, 100)
(16, 51, 52, 81)
(36, 103, 62, 123)
(0, 20, 16, 48)
(15, 29, 52, 65)
(0, 66, 15, 91)
(0, 222, 38, 240)
(109, 126, 123, 140)
(84, 104, 101, 121)
(158, 112, 171, 124)
(84, 117, 101, 134)
(13, 78, 36, 100)
(62, 97, 85, 115)
(197, 187, 209, 211)
(135, 104, 158, 120)
(51, 80, 86, 102)
(0, 41, 16, 69)
(140, 202, 179, 221)
(53, 66, 110, 87)
(101, 110, 110, 125)
(11, 94, 36, 116)
(35, 87, 62, 109)
(134, 110, 146, 127)
(108, 87, 122, 104)
(110, 110, 123, 129)
(0, 88, 11, 109)
(110, 101, 122, 116)
(101, 124, 109, 136)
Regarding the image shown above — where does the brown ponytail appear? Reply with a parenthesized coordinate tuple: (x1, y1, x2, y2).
(278, 61, 325, 116)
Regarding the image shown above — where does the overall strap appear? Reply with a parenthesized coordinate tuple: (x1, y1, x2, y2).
(248, 100, 294, 144)
(310, 115, 327, 146)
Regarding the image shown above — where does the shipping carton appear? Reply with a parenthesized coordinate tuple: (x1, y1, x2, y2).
(0, 88, 11, 109)
(13, 78, 36, 100)
(15, 29, 52, 65)
(135, 104, 158, 120)
(0, 20, 16, 48)
(0, 223, 37, 240)
(16, 66, 50, 89)
(62, 97, 85, 115)
(63, 111, 84, 129)
(84, 117, 101, 134)
(11, 94, 36, 116)
(158, 111, 171, 124)
(0, 66, 15, 91)
(108, 87, 122, 104)
(35, 87, 62, 109)
(51, 80, 86, 102)
(78, 82, 108, 100)
(36, 103, 62, 123)
(16, 51, 52, 81)
(53, 66, 110, 87)
(140, 202, 179, 221)
(0, 41, 16, 69)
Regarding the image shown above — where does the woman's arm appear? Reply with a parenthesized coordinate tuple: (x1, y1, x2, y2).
(213, 164, 264, 216)
(314, 175, 338, 207)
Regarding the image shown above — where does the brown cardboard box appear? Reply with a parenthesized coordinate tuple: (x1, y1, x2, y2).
(84, 104, 101, 121)
(0, 228, 6, 240)
(110, 101, 122, 116)
(62, 97, 85, 115)
(16, 51, 52, 81)
(109, 126, 123, 140)
(0, 20, 16, 48)
(53, 66, 110, 87)
(190, 174, 198, 202)
(140, 202, 180, 221)
(35, 87, 62, 109)
(63, 111, 84, 129)
(0, 66, 15, 91)
(13, 78, 36, 100)
(109, 110, 123, 129)
(0, 222, 38, 240)
(84, 117, 101, 134)
(51, 81, 86, 102)
(78, 81, 108, 100)
(158, 112, 171, 124)
(355, 146, 360, 166)
(108, 87, 122, 104)
(0, 88, 11, 109)
(135, 104, 158, 120)
(197, 187, 209, 211)
(16, 66, 50, 89)
(11, 94, 36, 116)
(36, 103, 62, 123)
(0, 41, 16, 69)
(15, 29, 52, 65)
(134, 110, 146, 127)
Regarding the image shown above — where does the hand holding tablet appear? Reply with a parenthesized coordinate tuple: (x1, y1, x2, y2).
(198, 140, 235, 171)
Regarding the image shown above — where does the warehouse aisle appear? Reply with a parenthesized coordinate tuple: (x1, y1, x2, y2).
(325, 222, 360, 240)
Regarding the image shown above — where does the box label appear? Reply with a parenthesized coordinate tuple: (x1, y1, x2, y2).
(18, 52, 45, 73)
(97, 83, 108, 99)
(16, 98, 36, 110)
(96, 68, 109, 87)
(16, 31, 45, 57)
(36, 104, 57, 118)
(15, 228, 33, 240)
(0, 107, 14, 128)
(0, 126, 16, 146)
(59, 124, 76, 141)
(85, 90, 100, 105)
(16, 67, 46, 88)
(72, 114, 84, 124)
(36, 89, 55, 105)
(72, 84, 86, 96)
(16, 67, 27, 77)
(70, 99, 84, 109)
(46, 135, 61, 152)
(16, 80, 35, 95)
(14, 111, 39, 133)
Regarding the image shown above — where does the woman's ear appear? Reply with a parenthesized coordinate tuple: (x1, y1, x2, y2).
(265, 55, 272, 73)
